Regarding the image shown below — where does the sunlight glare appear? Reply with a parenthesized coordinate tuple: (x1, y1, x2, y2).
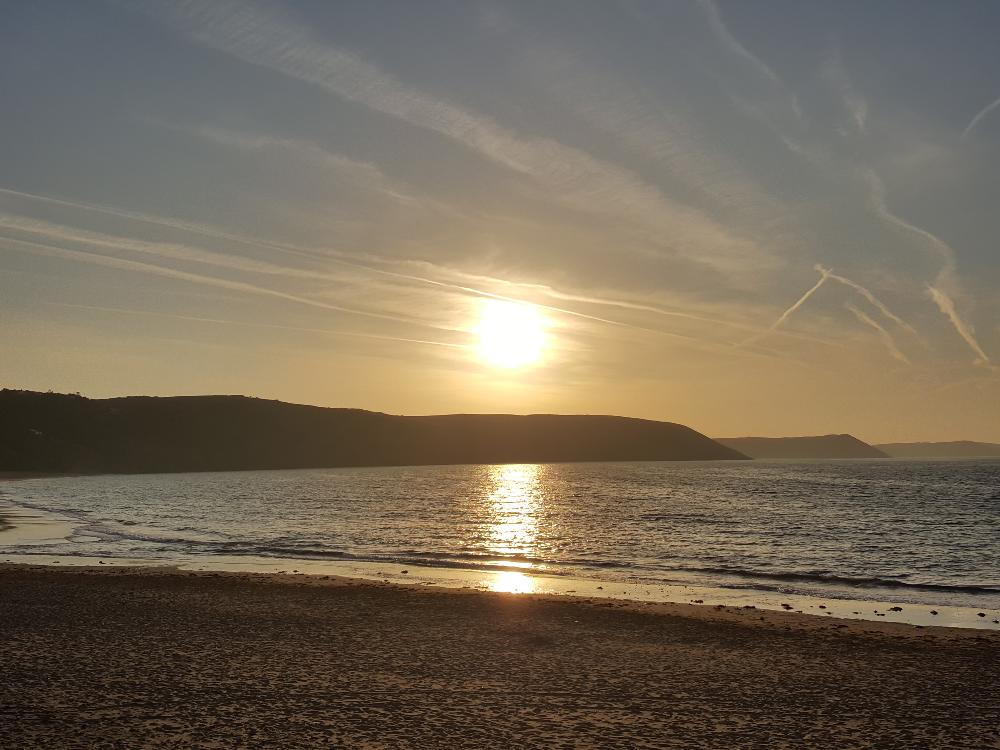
(486, 464, 541, 558)
(489, 570, 537, 594)
(476, 300, 546, 368)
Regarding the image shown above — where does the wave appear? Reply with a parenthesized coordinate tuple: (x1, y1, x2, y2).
(113, 539, 1000, 595)
(4, 494, 997, 598)
(198, 543, 562, 571)
(668, 566, 1000, 595)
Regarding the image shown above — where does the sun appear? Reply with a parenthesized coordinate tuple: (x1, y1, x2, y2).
(476, 300, 546, 369)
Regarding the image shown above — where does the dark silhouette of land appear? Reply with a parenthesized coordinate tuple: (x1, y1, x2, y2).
(876, 441, 1000, 458)
(0, 389, 747, 473)
(715, 434, 888, 459)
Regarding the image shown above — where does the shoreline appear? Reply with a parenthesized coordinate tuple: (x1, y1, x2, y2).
(3, 561, 999, 641)
(3, 473, 998, 632)
(3, 556, 999, 633)
(2, 564, 998, 748)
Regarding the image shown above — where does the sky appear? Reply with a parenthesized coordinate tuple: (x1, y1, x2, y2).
(2, 0, 1000, 443)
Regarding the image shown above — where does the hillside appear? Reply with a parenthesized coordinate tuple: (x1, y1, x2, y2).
(876, 441, 1000, 458)
(0, 390, 747, 473)
(714, 434, 888, 459)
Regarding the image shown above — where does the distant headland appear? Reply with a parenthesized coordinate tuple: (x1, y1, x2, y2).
(876, 441, 1000, 458)
(0, 389, 747, 473)
(714, 434, 888, 459)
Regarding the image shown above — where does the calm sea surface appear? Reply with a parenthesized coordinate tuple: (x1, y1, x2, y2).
(2, 459, 999, 609)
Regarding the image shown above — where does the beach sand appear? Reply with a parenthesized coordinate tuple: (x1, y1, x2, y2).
(1, 566, 998, 749)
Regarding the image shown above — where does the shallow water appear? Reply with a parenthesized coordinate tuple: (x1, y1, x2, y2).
(2, 459, 999, 613)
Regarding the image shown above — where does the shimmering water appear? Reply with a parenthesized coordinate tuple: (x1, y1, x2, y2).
(2, 459, 999, 609)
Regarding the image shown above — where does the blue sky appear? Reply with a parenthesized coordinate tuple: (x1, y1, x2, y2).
(2, 0, 999, 441)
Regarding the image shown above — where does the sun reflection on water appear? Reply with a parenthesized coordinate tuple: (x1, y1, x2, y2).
(485, 464, 541, 559)
(475, 464, 546, 593)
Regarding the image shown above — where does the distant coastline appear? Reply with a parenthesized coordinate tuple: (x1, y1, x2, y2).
(715, 434, 887, 459)
(876, 441, 1000, 458)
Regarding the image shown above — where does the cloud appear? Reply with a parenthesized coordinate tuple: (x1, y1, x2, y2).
(927, 286, 991, 365)
(0, 213, 363, 285)
(864, 169, 957, 286)
(698, 0, 785, 93)
(822, 46, 867, 135)
(135, 0, 766, 275)
(0, 200, 786, 362)
(0, 186, 500, 314)
(845, 303, 910, 365)
(863, 170, 990, 363)
(47, 302, 466, 351)
(823, 268, 919, 339)
(0, 188, 776, 356)
(697, 0, 803, 124)
(961, 95, 1000, 139)
(0, 234, 445, 331)
(743, 265, 830, 345)
(507, 39, 792, 241)
(157, 121, 463, 214)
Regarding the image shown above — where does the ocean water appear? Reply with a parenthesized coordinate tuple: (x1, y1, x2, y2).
(2, 459, 999, 612)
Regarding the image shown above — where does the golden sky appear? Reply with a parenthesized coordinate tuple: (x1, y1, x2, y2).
(2, 1, 999, 442)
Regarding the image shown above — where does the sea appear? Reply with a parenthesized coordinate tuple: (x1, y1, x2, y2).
(2, 459, 999, 628)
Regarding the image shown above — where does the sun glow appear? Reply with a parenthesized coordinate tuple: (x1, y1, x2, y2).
(476, 300, 546, 368)
(489, 570, 537, 594)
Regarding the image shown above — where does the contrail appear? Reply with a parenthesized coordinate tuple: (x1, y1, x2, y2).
(0, 186, 462, 292)
(845, 303, 910, 365)
(47, 302, 467, 350)
(698, 0, 792, 97)
(0, 235, 448, 331)
(0, 186, 797, 360)
(767, 268, 830, 330)
(824, 267, 920, 339)
(136, 0, 761, 274)
(865, 169, 957, 284)
(961, 95, 1000, 139)
(742, 266, 830, 345)
(927, 286, 991, 365)
(359, 256, 842, 347)
(0, 213, 361, 285)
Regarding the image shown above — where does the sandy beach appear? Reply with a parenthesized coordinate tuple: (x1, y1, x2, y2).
(2, 565, 998, 749)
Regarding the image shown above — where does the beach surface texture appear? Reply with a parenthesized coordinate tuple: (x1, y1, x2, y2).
(2, 566, 998, 749)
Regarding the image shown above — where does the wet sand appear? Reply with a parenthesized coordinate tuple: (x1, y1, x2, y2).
(1, 565, 998, 749)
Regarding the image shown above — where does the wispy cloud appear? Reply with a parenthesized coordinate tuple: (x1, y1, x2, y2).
(699, 0, 790, 97)
(845, 303, 910, 365)
(48, 302, 466, 350)
(865, 169, 957, 286)
(927, 286, 991, 365)
(863, 171, 990, 362)
(697, 0, 803, 124)
(135, 0, 765, 275)
(0, 186, 499, 312)
(507, 39, 792, 242)
(823, 267, 919, 339)
(158, 120, 463, 214)
(822, 46, 867, 135)
(0, 234, 445, 331)
(961, 94, 1000, 139)
(0, 186, 798, 360)
(0, 213, 362, 286)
